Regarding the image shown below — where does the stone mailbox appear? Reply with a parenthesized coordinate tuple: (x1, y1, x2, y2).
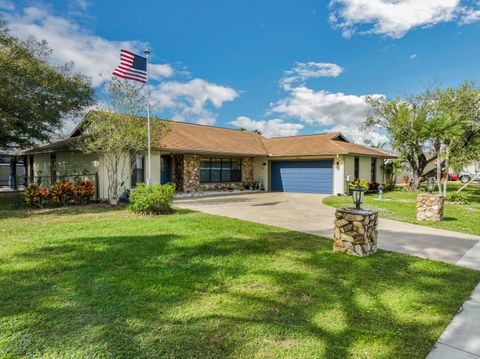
(416, 194, 444, 221)
(333, 208, 378, 257)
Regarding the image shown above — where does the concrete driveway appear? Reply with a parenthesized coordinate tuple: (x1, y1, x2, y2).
(175, 192, 480, 267)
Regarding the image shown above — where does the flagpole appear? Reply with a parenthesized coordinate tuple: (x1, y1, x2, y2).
(144, 48, 151, 185)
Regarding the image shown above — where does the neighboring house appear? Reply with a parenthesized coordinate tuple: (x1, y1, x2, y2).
(20, 112, 395, 199)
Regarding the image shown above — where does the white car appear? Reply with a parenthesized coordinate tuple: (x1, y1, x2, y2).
(459, 162, 480, 183)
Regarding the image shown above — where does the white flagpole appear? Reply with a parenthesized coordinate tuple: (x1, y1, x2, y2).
(144, 48, 151, 185)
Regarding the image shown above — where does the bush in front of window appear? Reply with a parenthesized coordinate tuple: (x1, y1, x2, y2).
(129, 183, 176, 215)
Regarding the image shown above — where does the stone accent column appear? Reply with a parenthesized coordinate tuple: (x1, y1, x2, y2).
(333, 208, 378, 257)
(241, 157, 254, 186)
(183, 155, 200, 192)
(173, 154, 184, 191)
(416, 194, 444, 221)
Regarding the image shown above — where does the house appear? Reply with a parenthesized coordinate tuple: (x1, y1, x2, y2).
(21, 112, 395, 199)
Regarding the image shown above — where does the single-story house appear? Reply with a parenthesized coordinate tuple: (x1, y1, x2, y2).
(21, 112, 395, 199)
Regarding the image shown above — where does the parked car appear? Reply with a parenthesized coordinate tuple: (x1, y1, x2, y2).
(440, 172, 458, 181)
(459, 172, 480, 183)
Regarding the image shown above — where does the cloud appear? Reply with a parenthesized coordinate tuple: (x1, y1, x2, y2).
(3, 6, 173, 86)
(409, 53, 417, 60)
(0, 0, 14, 10)
(280, 62, 343, 90)
(328, 0, 480, 38)
(271, 86, 383, 127)
(460, 5, 480, 23)
(328, 125, 389, 146)
(230, 116, 304, 137)
(151, 79, 239, 125)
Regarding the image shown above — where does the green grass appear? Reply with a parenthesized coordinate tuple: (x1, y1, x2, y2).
(324, 182, 480, 236)
(1, 205, 479, 358)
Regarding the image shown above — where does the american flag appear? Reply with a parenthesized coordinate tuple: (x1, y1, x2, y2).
(112, 49, 147, 83)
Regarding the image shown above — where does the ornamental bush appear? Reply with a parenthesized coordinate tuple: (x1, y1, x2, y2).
(446, 192, 470, 204)
(129, 183, 176, 214)
(349, 178, 369, 191)
(76, 179, 95, 204)
(51, 180, 76, 206)
(24, 184, 50, 208)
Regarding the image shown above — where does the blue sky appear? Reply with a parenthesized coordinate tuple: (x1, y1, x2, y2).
(2, 0, 480, 143)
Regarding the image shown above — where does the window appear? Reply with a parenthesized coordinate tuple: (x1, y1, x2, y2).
(354, 156, 360, 179)
(371, 158, 377, 182)
(131, 155, 144, 187)
(29, 156, 34, 180)
(200, 158, 242, 183)
(50, 154, 57, 183)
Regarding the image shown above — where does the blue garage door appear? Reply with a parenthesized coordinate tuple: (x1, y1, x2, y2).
(270, 160, 333, 194)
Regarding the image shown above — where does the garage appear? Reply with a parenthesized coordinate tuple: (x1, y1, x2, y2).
(270, 160, 333, 194)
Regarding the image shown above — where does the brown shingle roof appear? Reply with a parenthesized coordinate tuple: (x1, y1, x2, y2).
(20, 112, 396, 158)
(154, 121, 267, 156)
(21, 137, 80, 155)
(263, 133, 396, 158)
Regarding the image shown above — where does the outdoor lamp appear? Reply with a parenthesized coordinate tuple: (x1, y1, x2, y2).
(352, 185, 365, 210)
(427, 177, 435, 194)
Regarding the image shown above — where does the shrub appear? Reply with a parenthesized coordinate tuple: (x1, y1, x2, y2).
(129, 183, 176, 214)
(446, 192, 470, 204)
(350, 178, 369, 191)
(51, 180, 76, 206)
(76, 179, 95, 204)
(24, 184, 49, 208)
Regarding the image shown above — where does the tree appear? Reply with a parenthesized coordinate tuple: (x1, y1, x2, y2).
(421, 114, 462, 196)
(0, 20, 94, 149)
(77, 111, 168, 205)
(365, 95, 430, 190)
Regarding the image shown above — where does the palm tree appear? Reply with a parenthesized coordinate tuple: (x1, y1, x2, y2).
(422, 114, 452, 196)
(442, 117, 465, 195)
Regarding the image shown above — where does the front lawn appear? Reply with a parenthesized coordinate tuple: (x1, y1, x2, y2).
(1, 205, 479, 358)
(324, 182, 480, 236)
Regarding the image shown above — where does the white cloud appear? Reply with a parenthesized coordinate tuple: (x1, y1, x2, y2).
(460, 5, 480, 23)
(230, 116, 304, 137)
(271, 86, 383, 127)
(328, 125, 389, 146)
(280, 62, 343, 90)
(409, 53, 417, 60)
(328, 0, 480, 38)
(151, 79, 239, 125)
(0, 0, 14, 10)
(3, 6, 173, 86)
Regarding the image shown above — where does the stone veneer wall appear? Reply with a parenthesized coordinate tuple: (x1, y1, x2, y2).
(333, 208, 378, 257)
(173, 154, 184, 191)
(416, 194, 444, 221)
(178, 155, 254, 192)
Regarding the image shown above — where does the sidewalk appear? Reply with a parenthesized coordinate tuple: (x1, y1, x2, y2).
(427, 242, 480, 359)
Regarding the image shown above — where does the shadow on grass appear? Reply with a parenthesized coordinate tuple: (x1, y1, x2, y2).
(0, 219, 479, 358)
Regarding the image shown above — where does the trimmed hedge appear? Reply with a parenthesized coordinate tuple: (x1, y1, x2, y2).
(129, 183, 176, 215)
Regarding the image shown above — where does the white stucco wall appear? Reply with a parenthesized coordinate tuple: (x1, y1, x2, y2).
(253, 157, 269, 190)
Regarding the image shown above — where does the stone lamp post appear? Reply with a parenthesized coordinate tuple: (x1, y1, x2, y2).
(333, 186, 378, 257)
(416, 178, 444, 221)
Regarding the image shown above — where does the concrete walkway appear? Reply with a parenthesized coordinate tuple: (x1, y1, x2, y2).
(175, 192, 480, 359)
(175, 192, 480, 265)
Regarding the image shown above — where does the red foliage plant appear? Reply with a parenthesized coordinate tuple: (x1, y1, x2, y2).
(76, 179, 95, 203)
(51, 180, 76, 206)
(24, 184, 50, 208)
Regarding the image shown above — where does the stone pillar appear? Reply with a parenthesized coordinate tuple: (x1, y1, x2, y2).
(416, 194, 444, 221)
(333, 208, 378, 257)
(241, 157, 254, 186)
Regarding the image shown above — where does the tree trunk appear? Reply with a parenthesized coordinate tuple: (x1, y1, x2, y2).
(443, 143, 450, 195)
(456, 172, 480, 193)
(434, 141, 442, 196)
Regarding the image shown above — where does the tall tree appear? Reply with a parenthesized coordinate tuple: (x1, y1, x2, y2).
(0, 20, 94, 149)
(365, 95, 430, 190)
(77, 111, 168, 205)
(78, 80, 168, 205)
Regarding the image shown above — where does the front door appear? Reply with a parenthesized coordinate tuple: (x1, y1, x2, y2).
(160, 156, 172, 184)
